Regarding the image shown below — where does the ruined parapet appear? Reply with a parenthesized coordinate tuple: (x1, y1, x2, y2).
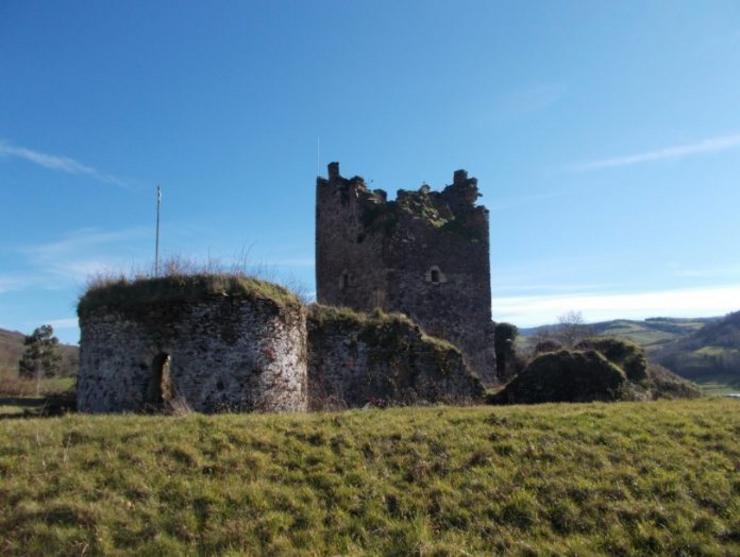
(315, 162, 496, 382)
(306, 304, 485, 410)
(77, 275, 307, 413)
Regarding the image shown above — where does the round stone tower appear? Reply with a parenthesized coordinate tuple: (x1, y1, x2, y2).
(77, 275, 307, 413)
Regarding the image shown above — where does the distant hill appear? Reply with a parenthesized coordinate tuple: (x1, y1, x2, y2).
(0, 328, 26, 373)
(520, 314, 739, 391)
(0, 326, 79, 377)
(520, 317, 717, 353)
(653, 311, 740, 388)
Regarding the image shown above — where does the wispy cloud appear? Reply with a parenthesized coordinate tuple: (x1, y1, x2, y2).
(495, 282, 618, 295)
(671, 263, 740, 281)
(493, 284, 740, 327)
(569, 133, 740, 172)
(22, 227, 149, 259)
(18, 227, 150, 284)
(46, 317, 79, 330)
(0, 140, 129, 187)
(0, 275, 30, 294)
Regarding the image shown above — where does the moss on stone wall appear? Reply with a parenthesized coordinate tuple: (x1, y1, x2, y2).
(78, 273, 302, 318)
(308, 304, 458, 354)
(306, 304, 483, 408)
(494, 350, 628, 404)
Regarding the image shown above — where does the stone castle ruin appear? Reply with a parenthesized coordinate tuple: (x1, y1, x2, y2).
(316, 163, 495, 382)
(77, 163, 495, 413)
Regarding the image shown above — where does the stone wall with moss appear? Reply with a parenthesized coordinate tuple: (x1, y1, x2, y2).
(306, 305, 484, 410)
(77, 276, 484, 414)
(315, 163, 496, 382)
(77, 276, 307, 413)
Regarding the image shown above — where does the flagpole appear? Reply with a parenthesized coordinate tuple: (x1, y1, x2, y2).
(155, 185, 161, 276)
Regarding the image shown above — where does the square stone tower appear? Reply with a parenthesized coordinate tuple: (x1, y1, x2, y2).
(315, 162, 496, 383)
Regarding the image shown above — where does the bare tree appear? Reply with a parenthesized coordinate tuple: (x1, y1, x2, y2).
(555, 311, 592, 348)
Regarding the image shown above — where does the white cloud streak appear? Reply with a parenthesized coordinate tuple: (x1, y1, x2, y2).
(46, 317, 79, 330)
(570, 133, 740, 172)
(0, 276, 27, 294)
(0, 140, 129, 187)
(17, 227, 150, 285)
(493, 284, 740, 327)
(22, 227, 149, 258)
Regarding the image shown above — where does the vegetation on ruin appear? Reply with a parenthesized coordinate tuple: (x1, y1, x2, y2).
(78, 269, 302, 318)
(494, 350, 629, 405)
(575, 337, 648, 382)
(0, 399, 737, 555)
(356, 184, 485, 241)
(308, 304, 460, 354)
(495, 336, 701, 405)
(308, 304, 468, 388)
(519, 313, 740, 394)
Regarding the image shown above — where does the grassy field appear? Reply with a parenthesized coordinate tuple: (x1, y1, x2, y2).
(0, 375, 76, 418)
(1, 400, 738, 556)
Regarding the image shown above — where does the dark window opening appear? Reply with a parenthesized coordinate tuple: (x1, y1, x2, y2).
(357, 233, 365, 244)
(340, 271, 351, 290)
(146, 353, 172, 407)
(430, 269, 441, 284)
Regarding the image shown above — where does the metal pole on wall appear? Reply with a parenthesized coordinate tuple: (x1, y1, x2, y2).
(155, 185, 161, 276)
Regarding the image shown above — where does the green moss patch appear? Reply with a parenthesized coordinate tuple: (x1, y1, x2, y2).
(495, 350, 627, 404)
(78, 274, 302, 317)
(576, 337, 648, 382)
(308, 304, 458, 354)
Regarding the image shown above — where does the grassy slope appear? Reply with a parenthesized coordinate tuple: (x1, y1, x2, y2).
(1, 400, 738, 556)
(590, 318, 711, 352)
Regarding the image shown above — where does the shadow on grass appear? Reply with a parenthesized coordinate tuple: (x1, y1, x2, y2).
(0, 392, 76, 420)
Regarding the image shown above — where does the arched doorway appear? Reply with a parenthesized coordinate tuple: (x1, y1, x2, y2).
(146, 353, 172, 407)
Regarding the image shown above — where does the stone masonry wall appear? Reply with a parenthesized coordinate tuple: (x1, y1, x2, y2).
(77, 297, 307, 413)
(306, 305, 485, 410)
(316, 163, 496, 382)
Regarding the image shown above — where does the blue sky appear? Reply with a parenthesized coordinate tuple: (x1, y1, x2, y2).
(2, 1, 740, 343)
